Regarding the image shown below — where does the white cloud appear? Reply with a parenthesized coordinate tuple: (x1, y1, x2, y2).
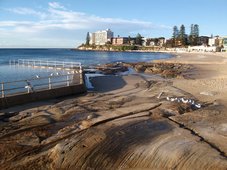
(0, 21, 34, 27)
(48, 2, 66, 10)
(6, 8, 47, 19)
(0, 2, 171, 47)
(2, 3, 171, 32)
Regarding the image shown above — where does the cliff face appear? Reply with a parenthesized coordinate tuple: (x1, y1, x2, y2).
(0, 74, 227, 170)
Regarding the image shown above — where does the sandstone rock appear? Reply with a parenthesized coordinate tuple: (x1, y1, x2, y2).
(134, 64, 146, 72)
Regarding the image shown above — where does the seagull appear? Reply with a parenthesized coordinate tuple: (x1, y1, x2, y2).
(181, 98, 189, 104)
(50, 73, 54, 76)
(56, 72, 59, 76)
(67, 71, 70, 74)
(25, 80, 34, 92)
(36, 75, 40, 78)
(25, 85, 30, 89)
(195, 104, 201, 108)
(170, 98, 175, 102)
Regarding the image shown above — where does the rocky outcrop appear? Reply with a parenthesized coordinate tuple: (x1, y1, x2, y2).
(0, 77, 226, 170)
(93, 62, 191, 79)
(95, 63, 128, 75)
(128, 62, 191, 78)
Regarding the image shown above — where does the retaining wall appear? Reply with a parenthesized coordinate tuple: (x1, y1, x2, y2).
(0, 83, 86, 109)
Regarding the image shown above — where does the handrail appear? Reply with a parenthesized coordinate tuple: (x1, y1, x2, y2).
(0, 73, 79, 98)
(0, 74, 75, 91)
(10, 59, 82, 68)
(1, 59, 84, 98)
(0, 73, 75, 85)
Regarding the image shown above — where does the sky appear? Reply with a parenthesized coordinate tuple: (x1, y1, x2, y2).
(0, 0, 226, 48)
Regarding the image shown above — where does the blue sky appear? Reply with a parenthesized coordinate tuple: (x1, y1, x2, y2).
(0, 0, 226, 48)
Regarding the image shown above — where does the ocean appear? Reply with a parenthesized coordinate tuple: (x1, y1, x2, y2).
(0, 48, 172, 82)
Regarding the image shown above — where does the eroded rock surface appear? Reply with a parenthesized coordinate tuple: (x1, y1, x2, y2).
(128, 62, 192, 78)
(0, 76, 226, 170)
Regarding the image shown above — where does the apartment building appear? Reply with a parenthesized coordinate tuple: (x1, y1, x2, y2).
(89, 29, 114, 45)
(112, 37, 130, 45)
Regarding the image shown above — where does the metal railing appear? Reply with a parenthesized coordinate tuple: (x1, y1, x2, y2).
(1, 59, 84, 98)
(0, 73, 83, 98)
(9, 59, 82, 70)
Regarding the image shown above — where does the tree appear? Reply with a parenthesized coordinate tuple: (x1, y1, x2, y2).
(194, 24, 199, 37)
(172, 26, 179, 47)
(85, 32, 90, 46)
(179, 25, 186, 38)
(189, 24, 195, 45)
(179, 24, 187, 46)
(194, 24, 199, 45)
(190, 24, 194, 36)
(173, 26, 179, 39)
(135, 33, 143, 46)
(128, 36, 131, 45)
(189, 24, 199, 45)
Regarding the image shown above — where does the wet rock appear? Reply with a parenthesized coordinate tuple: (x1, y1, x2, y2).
(161, 70, 178, 78)
(9, 112, 31, 122)
(130, 62, 191, 79)
(87, 113, 99, 120)
(134, 64, 146, 72)
(150, 65, 163, 73)
(96, 63, 128, 75)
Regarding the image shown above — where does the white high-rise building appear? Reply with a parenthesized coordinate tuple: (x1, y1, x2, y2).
(90, 29, 114, 45)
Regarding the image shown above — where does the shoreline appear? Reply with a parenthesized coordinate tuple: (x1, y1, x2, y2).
(76, 47, 227, 54)
(83, 51, 227, 113)
(0, 52, 227, 169)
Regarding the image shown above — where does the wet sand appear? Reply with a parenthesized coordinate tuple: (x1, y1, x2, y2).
(0, 52, 227, 169)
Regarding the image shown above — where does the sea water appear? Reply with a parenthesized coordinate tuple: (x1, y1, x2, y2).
(0, 48, 173, 82)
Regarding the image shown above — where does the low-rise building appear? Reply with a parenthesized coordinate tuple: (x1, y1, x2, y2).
(197, 36, 209, 46)
(222, 37, 227, 52)
(188, 45, 217, 52)
(112, 37, 129, 45)
(208, 36, 222, 47)
(144, 37, 165, 47)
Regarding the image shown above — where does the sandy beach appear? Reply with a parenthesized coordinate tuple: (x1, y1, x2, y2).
(0, 52, 227, 169)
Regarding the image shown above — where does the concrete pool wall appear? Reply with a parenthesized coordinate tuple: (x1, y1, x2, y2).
(0, 83, 86, 109)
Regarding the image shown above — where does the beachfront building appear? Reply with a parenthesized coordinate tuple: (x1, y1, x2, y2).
(144, 37, 165, 47)
(112, 37, 129, 45)
(188, 45, 217, 52)
(208, 36, 221, 47)
(89, 33, 95, 45)
(221, 37, 227, 52)
(197, 36, 209, 46)
(89, 29, 114, 45)
(158, 37, 165, 47)
(111, 36, 136, 46)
